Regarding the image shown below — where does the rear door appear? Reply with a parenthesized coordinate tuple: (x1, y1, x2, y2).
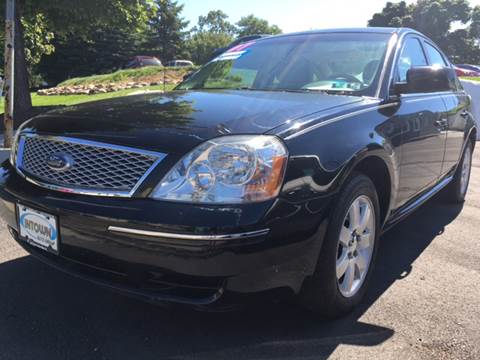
(422, 41, 468, 175)
(394, 36, 449, 206)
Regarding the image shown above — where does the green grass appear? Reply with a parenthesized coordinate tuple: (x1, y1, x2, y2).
(462, 77, 480, 82)
(59, 66, 196, 86)
(0, 84, 175, 115)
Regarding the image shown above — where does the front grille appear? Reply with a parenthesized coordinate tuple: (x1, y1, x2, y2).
(17, 135, 164, 196)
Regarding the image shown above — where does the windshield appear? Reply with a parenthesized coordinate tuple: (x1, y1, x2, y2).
(177, 33, 391, 96)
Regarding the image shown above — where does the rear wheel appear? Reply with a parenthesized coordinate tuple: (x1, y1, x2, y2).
(299, 173, 380, 318)
(447, 141, 473, 203)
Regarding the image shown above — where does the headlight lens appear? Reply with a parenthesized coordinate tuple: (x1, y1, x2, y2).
(151, 135, 288, 203)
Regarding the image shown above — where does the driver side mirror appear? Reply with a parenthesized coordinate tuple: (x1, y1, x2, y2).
(392, 66, 455, 96)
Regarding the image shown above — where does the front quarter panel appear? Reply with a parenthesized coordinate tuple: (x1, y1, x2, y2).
(279, 103, 402, 217)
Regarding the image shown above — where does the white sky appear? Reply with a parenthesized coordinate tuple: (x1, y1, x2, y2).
(181, 0, 480, 33)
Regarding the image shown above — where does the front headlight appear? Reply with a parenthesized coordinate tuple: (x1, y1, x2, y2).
(151, 135, 288, 204)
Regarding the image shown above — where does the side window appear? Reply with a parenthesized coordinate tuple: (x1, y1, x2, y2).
(397, 38, 428, 82)
(424, 43, 448, 67)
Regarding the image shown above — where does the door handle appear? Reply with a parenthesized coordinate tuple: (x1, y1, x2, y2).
(460, 111, 469, 118)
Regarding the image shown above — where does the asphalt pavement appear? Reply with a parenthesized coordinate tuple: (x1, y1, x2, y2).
(0, 147, 479, 360)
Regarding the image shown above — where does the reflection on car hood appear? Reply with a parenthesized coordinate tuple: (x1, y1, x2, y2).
(25, 90, 365, 154)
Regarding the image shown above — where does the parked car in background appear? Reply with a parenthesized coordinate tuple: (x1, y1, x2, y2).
(454, 65, 480, 77)
(1, 28, 476, 318)
(456, 64, 480, 73)
(125, 56, 162, 69)
(166, 60, 194, 68)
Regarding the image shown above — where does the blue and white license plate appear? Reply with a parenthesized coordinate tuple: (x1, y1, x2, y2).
(17, 204, 59, 254)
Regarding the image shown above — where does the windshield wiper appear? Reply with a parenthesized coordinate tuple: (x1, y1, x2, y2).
(186, 87, 359, 96)
(189, 86, 257, 91)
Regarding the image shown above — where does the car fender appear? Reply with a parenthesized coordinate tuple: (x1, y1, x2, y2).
(280, 104, 400, 211)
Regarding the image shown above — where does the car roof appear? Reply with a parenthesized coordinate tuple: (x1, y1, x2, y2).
(262, 27, 421, 39)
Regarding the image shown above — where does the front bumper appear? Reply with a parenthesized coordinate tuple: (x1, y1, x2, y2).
(0, 161, 330, 305)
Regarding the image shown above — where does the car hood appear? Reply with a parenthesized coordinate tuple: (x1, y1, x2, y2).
(26, 90, 364, 154)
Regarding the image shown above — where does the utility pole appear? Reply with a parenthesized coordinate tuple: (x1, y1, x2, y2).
(4, 0, 15, 148)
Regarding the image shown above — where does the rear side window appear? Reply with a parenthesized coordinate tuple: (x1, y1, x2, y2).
(397, 38, 428, 82)
(424, 43, 448, 67)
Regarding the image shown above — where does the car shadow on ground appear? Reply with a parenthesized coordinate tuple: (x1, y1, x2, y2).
(0, 194, 463, 360)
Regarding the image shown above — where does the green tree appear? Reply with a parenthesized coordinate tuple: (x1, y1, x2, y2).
(0, 0, 153, 126)
(38, 27, 147, 85)
(236, 14, 282, 37)
(146, 0, 189, 62)
(186, 10, 236, 65)
(196, 10, 236, 34)
(20, 13, 54, 72)
(369, 0, 478, 63)
(186, 31, 232, 65)
(468, 5, 480, 38)
(368, 1, 413, 28)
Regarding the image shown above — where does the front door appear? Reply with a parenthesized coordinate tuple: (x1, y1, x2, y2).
(393, 37, 448, 206)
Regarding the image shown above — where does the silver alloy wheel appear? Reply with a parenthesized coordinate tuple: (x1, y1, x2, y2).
(336, 195, 376, 298)
(460, 145, 472, 196)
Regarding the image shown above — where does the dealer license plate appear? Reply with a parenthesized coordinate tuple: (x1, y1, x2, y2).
(17, 204, 59, 254)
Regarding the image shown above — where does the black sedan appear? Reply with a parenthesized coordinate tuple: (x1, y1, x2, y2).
(0, 28, 476, 318)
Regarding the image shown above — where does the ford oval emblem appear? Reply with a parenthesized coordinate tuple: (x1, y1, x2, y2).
(46, 153, 74, 171)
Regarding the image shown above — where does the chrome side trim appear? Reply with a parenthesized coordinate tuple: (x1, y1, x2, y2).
(15, 134, 166, 198)
(284, 103, 398, 140)
(108, 226, 270, 241)
(401, 92, 456, 104)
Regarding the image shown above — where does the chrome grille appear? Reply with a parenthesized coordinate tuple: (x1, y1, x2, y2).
(17, 135, 164, 196)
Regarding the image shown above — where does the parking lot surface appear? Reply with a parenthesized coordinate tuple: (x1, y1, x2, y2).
(0, 147, 479, 360)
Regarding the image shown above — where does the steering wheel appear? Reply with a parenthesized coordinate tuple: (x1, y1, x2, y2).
(326, 74, 363, 84)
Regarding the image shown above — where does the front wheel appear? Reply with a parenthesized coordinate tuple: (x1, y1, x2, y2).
(446, 141, 473, 203)
(299, 173, 380, 318)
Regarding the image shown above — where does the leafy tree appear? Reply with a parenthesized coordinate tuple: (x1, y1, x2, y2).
(368, 1, 413, 28)
(443, 29, 480, 63)
(146, 0, 189, 62)
(186, 10, 235, 65)
(196, 10, 236, 34)
(0, 0, 153, 127)
(186, 31, 232, 65)
(468, 5, 480, 38)
(369, 0, 479, 64)
(38, 28, 147, 85)
(19, 13, 54, 72)
(236, 14, 282, 37)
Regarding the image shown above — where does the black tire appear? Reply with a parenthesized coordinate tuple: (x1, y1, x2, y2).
(299, 172, 380, 318)
(446, 140, 473, 204)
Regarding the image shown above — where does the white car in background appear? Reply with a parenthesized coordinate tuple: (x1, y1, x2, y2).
(166, 60, 194, 68)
